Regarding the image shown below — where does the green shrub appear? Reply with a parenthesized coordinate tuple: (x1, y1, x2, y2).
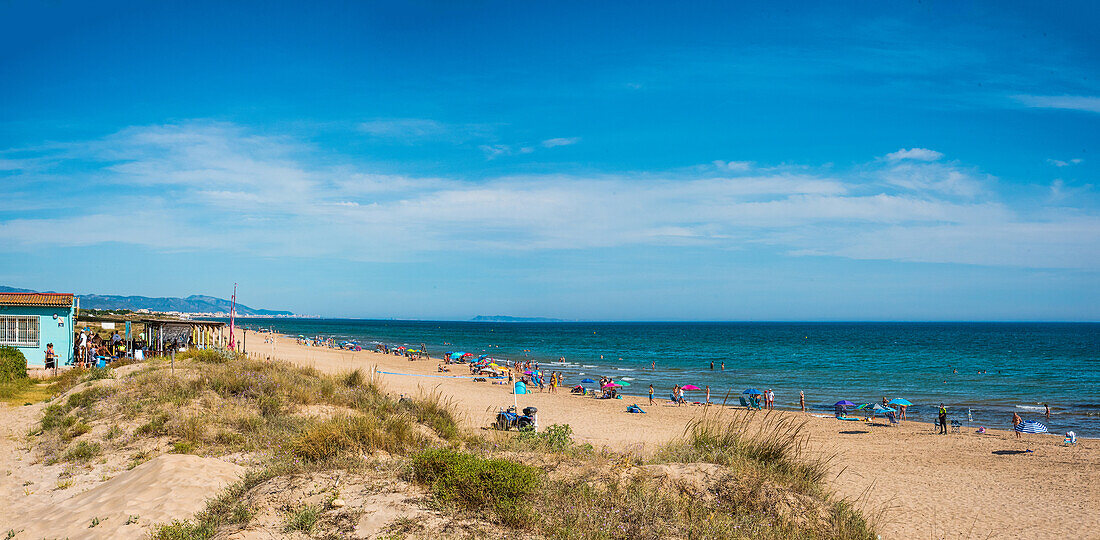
(62, 441, 102, 462)
(514, 423, 580, 453)
(410, 449, 541, 526)
(151, 520, 215, 540)
(283, 504, 320, 533)
(0, 346, 27, 382)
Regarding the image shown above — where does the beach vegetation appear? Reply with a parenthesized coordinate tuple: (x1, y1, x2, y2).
(61, 440, 101, 463)
(657, 414, 829, 492)
(410, 448, 541, 527)
(283, 504, 321, 533)
(0, 346, 27, 381)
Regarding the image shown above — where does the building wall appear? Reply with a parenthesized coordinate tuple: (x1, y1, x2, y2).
(0, 305, 75, 368)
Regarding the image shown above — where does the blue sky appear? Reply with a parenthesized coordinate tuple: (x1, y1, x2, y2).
(1, 1, 1098, 320)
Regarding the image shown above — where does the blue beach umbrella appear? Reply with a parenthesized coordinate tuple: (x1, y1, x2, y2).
(1015, 420, 1048, 434)
(743, 388, 763, 395)
(580, 378, 596, 384)
(888, 398, 913, 407)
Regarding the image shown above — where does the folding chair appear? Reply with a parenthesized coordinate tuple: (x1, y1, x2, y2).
(950, 420, 961, 434)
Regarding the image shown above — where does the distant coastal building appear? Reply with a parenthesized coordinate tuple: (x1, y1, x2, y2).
(0, 292, 75, 368)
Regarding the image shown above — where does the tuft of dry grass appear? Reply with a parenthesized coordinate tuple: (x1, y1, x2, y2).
(655, 412, 830, 494)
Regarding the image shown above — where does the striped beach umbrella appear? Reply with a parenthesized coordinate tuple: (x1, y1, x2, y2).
(1015, 420, 1048, 434)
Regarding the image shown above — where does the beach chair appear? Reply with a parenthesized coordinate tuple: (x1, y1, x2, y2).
(739, 396, 751, 410)
(1063, 431, 1077, 446)
(887, 411, 899, 426)
(950, 420, 961, 434)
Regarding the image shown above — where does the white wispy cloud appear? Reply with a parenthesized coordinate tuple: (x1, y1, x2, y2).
(883, 148, 943, 162)
(3, 121, 1097, 269)
(1013, 95, 1100, 114)
(541, 137, 580, 148)
(711, 160, 753, 172)
(357, 118, 492, 142)
(1047, 158, 1083, 167)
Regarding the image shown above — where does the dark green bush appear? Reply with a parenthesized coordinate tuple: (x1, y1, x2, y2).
(0, 346, 27, 381)
(410, 448, 541, 526)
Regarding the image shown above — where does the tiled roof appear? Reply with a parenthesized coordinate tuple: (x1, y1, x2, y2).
(0, 293, 75, 307)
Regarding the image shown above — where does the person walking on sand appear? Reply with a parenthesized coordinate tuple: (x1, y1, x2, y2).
(799, 390, 805, 412)
(938, 404, 948, 434)
(648, 384, 654, 405)
(1012, 411, 1022, 438)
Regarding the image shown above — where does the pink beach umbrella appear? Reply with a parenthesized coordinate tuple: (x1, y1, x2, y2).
(603, 382, 622, 388)
(681, 384, 701, 391)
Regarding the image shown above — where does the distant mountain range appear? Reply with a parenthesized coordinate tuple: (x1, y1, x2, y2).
(0, 286, 293, 316)
(470, 315, 565, 322)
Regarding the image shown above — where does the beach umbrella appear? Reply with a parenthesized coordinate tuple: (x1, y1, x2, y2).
(834, 400, 856, 408)
(580, 378, 596, 384)
(682, 384, 701, 391)
(603, 382, 622, 388)
(743, 388, 763, 395)
(1015, 420, 1048, 434)
(450, 352, 465, 360)
(616, 381, 631, 387)
(888, 398, 913, 407)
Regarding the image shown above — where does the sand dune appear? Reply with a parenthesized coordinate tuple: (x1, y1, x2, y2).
(9, 454, 243, 539)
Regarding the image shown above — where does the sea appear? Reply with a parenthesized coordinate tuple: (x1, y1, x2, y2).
(229, 319, 1100, 437)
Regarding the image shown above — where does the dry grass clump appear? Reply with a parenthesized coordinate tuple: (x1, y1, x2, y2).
(656, 413, 829, 493)
(290, 413, 424, 462)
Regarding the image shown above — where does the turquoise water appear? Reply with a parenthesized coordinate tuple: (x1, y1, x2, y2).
(233, 320, 1100, 436)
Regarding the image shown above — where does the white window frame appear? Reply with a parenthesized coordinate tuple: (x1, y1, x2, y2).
(0, 315, 40, 347)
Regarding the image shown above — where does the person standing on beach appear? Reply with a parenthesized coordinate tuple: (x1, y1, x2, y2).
(938, 404, 948, 434)
(1012, 411, 1022, 438)
(799, 390, 805, 412)
(705, 385, 711, 406)
(648, 384, 654, 404)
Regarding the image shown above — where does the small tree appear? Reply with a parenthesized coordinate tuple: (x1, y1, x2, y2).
(0, 346, 28, 381)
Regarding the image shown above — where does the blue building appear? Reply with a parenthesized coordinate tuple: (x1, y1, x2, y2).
(0, 293, 75, 368)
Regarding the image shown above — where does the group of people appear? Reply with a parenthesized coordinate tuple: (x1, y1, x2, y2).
(73, 329, 128, 368)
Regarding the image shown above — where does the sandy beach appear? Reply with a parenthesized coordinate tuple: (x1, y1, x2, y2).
(246, 329, 1100, 540)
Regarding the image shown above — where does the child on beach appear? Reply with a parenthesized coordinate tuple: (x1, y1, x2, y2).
(649, 384, 654, 404)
